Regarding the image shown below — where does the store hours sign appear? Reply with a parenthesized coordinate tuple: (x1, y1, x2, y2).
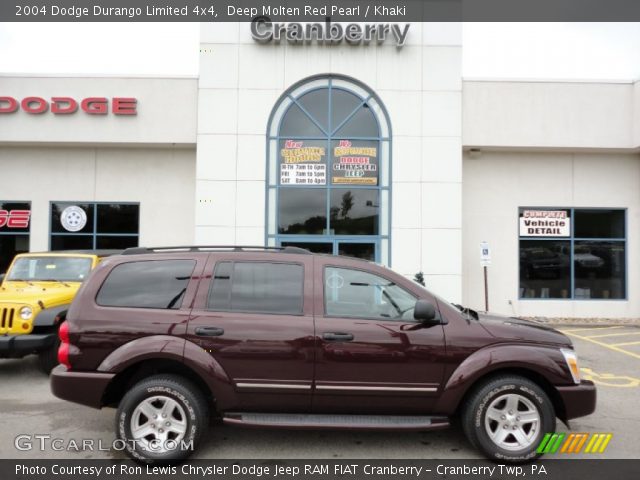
(519, 210, 570, 237)
(280, 140, 327, 185)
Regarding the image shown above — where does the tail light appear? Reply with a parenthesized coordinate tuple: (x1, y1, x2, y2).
(58, 322, 71, 369)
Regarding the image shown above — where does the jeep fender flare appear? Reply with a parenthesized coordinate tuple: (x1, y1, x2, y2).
(97, 336, 235, 409)
(433, 344, 570, 415)
(33, 304, 69, 327)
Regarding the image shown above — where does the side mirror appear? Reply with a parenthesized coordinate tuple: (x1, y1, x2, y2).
(414, 299, 439, 324)
(0, 273, 4, 284)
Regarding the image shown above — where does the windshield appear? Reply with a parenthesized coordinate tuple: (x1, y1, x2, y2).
(6, 256, 93, 282)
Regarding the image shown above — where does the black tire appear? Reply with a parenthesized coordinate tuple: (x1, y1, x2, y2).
(37, 330, 60, 374)
(116, 374, 209, 464)
(461, 375, 555, 463)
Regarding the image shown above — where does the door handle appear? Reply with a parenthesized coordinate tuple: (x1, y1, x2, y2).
(195, 326, 225, 337)
(323, 332, 354, 342)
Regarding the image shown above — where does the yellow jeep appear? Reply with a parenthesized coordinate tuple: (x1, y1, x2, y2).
(0, 251, 120, 373)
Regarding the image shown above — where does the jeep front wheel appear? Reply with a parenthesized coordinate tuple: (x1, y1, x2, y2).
(462, 375, 555, 463)
(116, 375, 208, 464)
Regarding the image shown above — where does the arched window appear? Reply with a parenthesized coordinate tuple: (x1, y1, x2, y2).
(266, 75, 391, 264)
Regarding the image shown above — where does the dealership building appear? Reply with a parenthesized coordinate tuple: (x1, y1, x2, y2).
(1, 22, 639, 318)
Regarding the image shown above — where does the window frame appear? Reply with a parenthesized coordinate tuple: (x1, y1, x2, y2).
(265, 75, 392, 266)
(206, 260, 306, 316)
(322, 265, 418, 322)
(518, 207, 627, 301)
(49, 201, 140, 250)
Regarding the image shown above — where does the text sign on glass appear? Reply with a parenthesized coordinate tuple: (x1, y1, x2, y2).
(281, 163, 327, 185)
(519, 210, 571, 237)
(332, 140, 378, 185)
(280, 139, 327, 185)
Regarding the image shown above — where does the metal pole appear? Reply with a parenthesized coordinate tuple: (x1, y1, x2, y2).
(483, 266, 489, 311)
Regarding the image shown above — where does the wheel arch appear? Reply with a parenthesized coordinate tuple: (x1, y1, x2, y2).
(433, 344, 572, 423)
(102, 358, 214, 410)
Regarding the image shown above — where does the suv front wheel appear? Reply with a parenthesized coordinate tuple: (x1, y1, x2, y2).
(462, 375, 555, 463)
(116, 375, 209, 464)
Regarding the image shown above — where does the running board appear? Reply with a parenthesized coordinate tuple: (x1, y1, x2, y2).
(223, 413, 450, 431)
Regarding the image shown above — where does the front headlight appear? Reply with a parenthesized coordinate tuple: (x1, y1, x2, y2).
(19, 306, 33, 320)
(561, 348, 581, 384)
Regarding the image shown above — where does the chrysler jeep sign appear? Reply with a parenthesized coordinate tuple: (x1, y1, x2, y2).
(0, 97, 137, 115)
(251, 17, 410, 47)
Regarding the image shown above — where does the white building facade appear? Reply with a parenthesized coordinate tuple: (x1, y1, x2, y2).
(0, 22, 638, 318)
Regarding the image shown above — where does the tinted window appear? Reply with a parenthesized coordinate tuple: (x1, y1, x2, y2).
(324, 267, 416, 320)
(574, 210, 625, 239)
(574, 241, 626, 299)
(208, 262, 303, 315)
(97, 260, 195, 309)
(97, 204, 139, 234)
(329, 189, 379, 235)
(519, 240, 571, 299)
(0, 201, 31, 273)
(278, 189, 327, 234)
(51, 235, 93, 251)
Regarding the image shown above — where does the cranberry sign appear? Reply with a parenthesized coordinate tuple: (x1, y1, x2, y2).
(0, 96, 137, 115)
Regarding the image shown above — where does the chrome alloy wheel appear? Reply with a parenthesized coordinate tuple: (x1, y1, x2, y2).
(130, 395, 188, 453)
(484, 393, 541, 451)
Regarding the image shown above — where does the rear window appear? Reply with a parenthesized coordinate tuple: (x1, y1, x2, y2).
(208, 261, 303, 315)
(96, 260, 195, 309)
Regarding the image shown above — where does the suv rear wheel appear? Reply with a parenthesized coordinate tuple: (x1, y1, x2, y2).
(462, 375, 555, 463)
(116, 375, 208, 464)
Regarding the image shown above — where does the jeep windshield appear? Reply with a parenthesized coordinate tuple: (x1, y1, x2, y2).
(6, 256, 93, 282)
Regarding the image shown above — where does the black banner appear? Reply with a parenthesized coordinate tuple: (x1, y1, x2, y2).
(4, 460, 640, 480)
(3, 0, 640, 22)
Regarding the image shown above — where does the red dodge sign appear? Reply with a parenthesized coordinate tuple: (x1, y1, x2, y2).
(0, 96, 137, 115)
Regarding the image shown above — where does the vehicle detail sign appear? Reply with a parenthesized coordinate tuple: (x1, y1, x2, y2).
(519, 210, 570, 237)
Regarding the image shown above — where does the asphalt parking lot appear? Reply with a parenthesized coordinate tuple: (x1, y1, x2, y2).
(0, 324, 638, 460)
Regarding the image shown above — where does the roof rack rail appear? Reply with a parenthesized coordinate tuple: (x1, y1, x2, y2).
(122, 245, 311, 255)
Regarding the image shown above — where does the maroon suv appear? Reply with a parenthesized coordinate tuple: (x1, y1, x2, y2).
(51, 246, 596, 463)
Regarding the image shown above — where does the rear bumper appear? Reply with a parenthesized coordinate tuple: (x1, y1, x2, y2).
(0, 333, 56, 357)
(556, 380, 597, 420)
(50, 365, 115, 409)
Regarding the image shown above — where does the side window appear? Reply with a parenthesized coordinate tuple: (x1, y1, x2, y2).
(208, 262, 304, 315)
(324, 267, 416, 320)
(96, 260, 195, 309)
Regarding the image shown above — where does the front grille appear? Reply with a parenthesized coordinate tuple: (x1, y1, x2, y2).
(1, 308, 15, 332)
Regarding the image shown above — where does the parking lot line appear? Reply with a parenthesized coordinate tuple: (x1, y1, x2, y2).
(585, 331, 640, 339)
(611, 341, 640, 347)
(562, 330, 640, 360)
(561, 326, 625, 334)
